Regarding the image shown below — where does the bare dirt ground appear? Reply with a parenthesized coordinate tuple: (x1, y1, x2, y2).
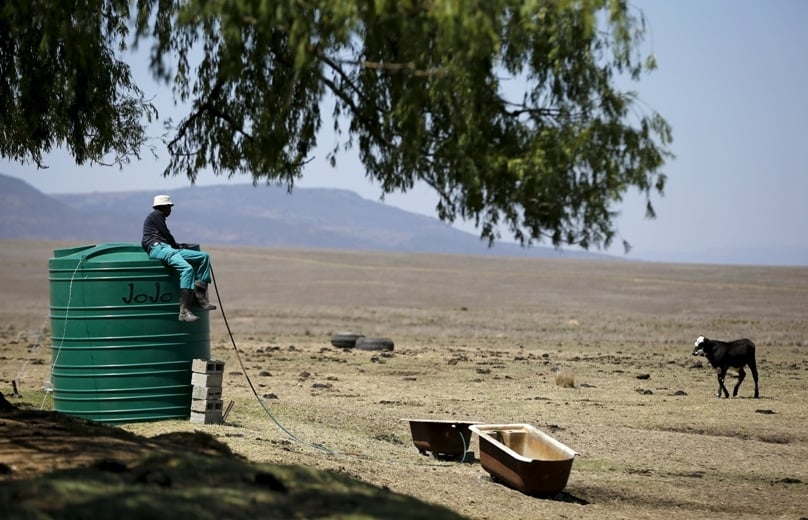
(1, 240, 807, 519)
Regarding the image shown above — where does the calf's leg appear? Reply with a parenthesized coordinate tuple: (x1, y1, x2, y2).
(716, 367, 730, 398)
(748, 359, 760, 398)
(732, 367, 746, 397)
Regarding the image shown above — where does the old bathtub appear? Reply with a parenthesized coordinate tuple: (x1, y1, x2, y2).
(405, 419, 480, 459)
(469, 423, 576, 495)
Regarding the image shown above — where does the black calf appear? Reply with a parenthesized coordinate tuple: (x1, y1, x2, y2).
(692, 336, 760, 398)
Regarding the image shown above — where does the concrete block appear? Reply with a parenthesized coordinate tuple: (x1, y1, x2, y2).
(191, 372, 223, 388)
(192, 385, 222, 400)
(191, 398, 224, 413)
(192, 358, 225, 374)
(190, 409, 223, 425)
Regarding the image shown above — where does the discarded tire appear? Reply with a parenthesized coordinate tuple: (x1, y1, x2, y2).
(330, 331, 364, 349)
(355, 337, 394, 352)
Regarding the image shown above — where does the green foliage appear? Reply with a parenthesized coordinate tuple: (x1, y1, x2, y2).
(0, 0, 157, 168)
(1, 0, 672, 250)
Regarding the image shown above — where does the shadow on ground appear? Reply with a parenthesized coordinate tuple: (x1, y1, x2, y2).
(0, 402, 467, 520)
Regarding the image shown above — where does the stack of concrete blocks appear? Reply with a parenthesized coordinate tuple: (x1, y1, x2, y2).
(190, 358, 224, 424)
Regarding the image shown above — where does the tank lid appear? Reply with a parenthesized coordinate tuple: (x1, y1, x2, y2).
(50, 242, 154, 268)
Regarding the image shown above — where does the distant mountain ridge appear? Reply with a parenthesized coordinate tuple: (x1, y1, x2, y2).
(0, 173, 608, 260)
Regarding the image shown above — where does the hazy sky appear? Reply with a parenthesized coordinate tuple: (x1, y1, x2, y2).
(3, 1, 807, 265)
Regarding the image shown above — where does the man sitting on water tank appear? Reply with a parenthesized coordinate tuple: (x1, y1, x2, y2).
(141, 194, 216, 322)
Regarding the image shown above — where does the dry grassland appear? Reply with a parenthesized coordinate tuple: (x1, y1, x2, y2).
(1, 240, 806, 519)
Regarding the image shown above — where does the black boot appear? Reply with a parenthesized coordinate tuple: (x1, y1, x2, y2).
(194, 281, 217, 311)
(179, 288, 199, 322)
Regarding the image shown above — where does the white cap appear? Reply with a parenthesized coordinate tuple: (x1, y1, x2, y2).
(152, 194, 174, 207)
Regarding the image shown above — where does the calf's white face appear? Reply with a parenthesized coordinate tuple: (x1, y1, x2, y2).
(692, 335, 706, 356)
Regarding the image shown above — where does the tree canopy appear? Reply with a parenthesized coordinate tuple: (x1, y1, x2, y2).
(0, 0, 672, 250)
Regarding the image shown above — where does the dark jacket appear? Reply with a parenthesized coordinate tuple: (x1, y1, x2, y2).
(141, 210, 179, 252)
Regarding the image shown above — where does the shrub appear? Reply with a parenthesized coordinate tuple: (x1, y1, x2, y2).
(555, 370, 575, 388)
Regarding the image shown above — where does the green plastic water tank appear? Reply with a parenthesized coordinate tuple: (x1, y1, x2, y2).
(48, 243, 211, 423)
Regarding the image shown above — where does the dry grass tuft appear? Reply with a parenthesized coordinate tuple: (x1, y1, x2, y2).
(555, 369, 576, 388)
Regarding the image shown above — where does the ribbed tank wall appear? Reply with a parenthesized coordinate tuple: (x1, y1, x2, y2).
(48, 243, 210, 423)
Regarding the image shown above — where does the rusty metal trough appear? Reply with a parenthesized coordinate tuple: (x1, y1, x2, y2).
(469, 423, 576, 495)
(405, 419, 480, 458)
